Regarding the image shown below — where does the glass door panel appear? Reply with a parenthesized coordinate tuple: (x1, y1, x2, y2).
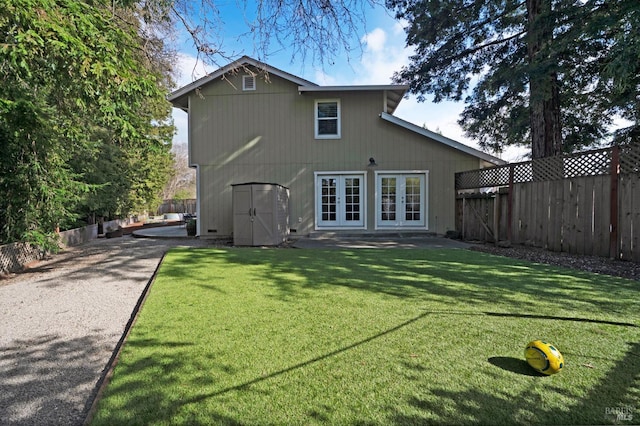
(344, 178, 361, 222)
(381, 177, 397, 221)
(404, 177, 421, 222)
(321, 178, 337, 223)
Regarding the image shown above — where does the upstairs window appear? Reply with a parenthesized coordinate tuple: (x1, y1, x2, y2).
(315, 99, 341, 139)
(243, 75, 256, 91)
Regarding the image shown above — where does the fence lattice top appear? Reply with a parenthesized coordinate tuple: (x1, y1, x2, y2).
(621, 143, 640, 174)
(456, 144, 640, 190)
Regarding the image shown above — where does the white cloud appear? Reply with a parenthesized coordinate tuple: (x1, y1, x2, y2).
(354, 28, 461, 140)
(174, 52, 210, 88)
(354, 27, 410, 85)
(392, 20, 406, 36)
(313, 69, 339, 85)
(361, 28, 387, 52)
(352, 25, 527, 162)
(395, 97, 468, 141)
(394, 97, 528, 162)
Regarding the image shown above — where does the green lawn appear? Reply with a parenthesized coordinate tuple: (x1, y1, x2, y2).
(91, 248, 639, 425)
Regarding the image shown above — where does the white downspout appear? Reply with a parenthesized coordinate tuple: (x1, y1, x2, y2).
(187, 94, 201, 237)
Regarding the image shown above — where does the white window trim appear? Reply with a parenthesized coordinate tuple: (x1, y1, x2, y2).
(243, 75, 256, 91)
(314, 99, 341, 139)
(374, 170, 429, 230)
(314, 171, 366, 230)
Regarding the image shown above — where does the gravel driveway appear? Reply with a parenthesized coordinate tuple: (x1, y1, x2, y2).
(0, 235, 211, 426)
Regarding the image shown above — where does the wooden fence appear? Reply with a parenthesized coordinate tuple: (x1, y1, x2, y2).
(156, 199, 196, 215)
(455, 145, 640, 261)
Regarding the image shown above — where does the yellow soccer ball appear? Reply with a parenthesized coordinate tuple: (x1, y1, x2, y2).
(524, 340, 564, 375)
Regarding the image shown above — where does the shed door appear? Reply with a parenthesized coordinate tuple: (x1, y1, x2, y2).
(251, 184, 275, 246)
(233, 185, 253, 245)
(233, 184, 275, 245)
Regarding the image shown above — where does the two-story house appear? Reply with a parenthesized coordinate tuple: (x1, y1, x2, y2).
(169, 56, 505, 241)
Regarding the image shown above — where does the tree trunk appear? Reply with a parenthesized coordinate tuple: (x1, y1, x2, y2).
(527, 0, 563, 160)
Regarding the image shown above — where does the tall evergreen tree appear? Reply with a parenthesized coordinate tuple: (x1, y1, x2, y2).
(386, 0, 639, 158)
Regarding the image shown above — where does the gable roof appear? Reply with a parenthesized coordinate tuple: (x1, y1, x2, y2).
(168, 55, 408, 113)
(169, 56, 318, 109)
(380, 112, 507, 165)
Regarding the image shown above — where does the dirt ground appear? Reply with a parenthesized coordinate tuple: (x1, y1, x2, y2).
(470, 243, 640, 281)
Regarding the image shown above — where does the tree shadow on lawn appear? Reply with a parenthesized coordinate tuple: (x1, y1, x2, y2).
(92, 311, 435, 424)
(164, 248, 640, 322)
(93, 311, 640, 425)
(91, 336, 243, 425)
(392, 340, 640, 425)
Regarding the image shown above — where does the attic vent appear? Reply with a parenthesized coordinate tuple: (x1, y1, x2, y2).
(243, 75, 256, 91)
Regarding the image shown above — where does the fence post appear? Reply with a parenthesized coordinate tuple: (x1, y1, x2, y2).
(507, 164, 514, 242)
(493, 192, 500, 242)
(609, 146, 620, 259)
(462, 196, 466, 240)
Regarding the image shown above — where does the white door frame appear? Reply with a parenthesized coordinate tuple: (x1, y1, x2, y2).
(314, 171, 367, 230)
(374, 170, 429, 230)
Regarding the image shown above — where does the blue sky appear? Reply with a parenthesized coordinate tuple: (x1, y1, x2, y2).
(170, 3, 528, 162)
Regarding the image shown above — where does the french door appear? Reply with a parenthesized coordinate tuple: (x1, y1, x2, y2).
(315, 173, 365, 229)
(376, 172, 427, 229)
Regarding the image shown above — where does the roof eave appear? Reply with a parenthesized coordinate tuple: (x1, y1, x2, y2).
(298, 85, 408, 92)
(299, 85, 408, 115)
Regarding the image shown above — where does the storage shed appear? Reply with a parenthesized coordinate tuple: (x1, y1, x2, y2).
(232, 183, 290, 246)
